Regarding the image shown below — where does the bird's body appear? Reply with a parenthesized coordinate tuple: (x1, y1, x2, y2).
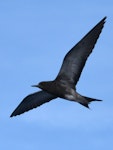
(36, 80, 75, 99)
(10, 17, 106, 117)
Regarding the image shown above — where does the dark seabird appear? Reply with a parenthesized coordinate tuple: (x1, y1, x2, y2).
(10, 17, 106, 117)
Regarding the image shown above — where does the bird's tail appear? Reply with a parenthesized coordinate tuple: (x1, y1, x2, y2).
(77, 94, 102, 108)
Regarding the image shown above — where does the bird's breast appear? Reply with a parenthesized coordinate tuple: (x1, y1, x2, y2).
(64, 89, 77, 101)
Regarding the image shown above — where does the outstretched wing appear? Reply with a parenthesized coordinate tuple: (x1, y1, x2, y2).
(56, 17, 106, 86)
(10, 90, 57, 117)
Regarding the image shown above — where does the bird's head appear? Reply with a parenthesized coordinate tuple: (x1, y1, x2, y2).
(38, 82, 46, 89)
(32, 82, 44, 89)
(32, 81, 51, 90)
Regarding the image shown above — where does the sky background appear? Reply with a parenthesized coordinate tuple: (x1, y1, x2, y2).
(0, 0, 113, 150)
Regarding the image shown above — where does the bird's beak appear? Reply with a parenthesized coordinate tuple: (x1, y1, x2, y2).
(31, 84, 39, 88)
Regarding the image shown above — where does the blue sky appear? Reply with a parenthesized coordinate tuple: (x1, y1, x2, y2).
(0, 0, 113, 149)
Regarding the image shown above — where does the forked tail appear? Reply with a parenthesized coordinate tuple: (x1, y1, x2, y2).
(78, 95, 102, 108)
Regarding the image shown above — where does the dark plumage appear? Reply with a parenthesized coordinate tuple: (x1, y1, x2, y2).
(10, 17, 106, 117)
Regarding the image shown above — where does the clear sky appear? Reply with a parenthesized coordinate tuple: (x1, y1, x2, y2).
(0, 0, 113, 150)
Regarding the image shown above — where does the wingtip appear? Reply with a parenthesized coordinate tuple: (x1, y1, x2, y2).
(10, 114, 14, 118)
(97, 16, 107, 26)
(103, 16, 107, 20)
(10, 109, 25, 117)
(10, 112, 24, 117)
(98, 16, 107, 25)
(103, 16, 107, 22)
(10, 115, 14, 118)
(10, 112, 17, 117)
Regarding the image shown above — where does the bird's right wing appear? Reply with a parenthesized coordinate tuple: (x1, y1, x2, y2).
(10, 90, 57, 117)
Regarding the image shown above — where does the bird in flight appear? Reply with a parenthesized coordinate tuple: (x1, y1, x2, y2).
(10, 17, 106, 117)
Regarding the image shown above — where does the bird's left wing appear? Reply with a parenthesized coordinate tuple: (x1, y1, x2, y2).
(56, 17, 106, 86)
(10, 90, 57, 117)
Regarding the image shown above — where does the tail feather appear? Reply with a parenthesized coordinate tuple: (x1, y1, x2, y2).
(79, 95, 102, 108)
